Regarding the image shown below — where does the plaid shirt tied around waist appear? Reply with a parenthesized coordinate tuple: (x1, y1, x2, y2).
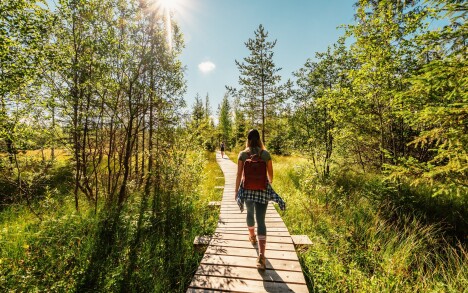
(236, 183, 286, 212)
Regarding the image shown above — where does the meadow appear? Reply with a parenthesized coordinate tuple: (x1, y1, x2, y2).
(0, 152, 223, 292)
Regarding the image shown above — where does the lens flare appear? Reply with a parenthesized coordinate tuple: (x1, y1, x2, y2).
(148, 0, 191, 52)
(159, 0, 176, 10)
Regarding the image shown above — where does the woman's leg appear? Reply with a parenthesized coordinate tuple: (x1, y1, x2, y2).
(245, 200, 256, 239)
(255, 202, 268, 256)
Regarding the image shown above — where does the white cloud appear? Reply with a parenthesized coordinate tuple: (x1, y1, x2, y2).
(198, 61, 216, 73)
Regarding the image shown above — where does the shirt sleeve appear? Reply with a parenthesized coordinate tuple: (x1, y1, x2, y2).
(238, 151, 247, 161)
(262, 150, 272, 161)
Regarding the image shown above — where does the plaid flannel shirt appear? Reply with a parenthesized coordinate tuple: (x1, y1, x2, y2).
(236, 183, 286, 212)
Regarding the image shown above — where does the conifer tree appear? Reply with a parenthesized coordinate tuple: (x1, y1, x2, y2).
(218, 93, 232, 144)
(229, 24, 284, 143)
(231, 96, 247, 148)
(389, 0, 468, 196)
(191, 93, 204, 129)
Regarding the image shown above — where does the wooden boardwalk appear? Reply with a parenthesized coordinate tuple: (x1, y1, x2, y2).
(187, 152, 309, 292)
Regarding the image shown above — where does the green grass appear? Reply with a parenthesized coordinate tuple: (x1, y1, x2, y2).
(3, 150, 465, 292)
(0, 151, 224, 292)
(194, 151, 224, 236)
(271, 155, 468, 292)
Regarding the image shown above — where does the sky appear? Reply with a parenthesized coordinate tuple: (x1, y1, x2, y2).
(172, 0, 356, 111)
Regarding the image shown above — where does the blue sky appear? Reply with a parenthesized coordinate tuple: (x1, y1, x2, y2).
(173, 0, 356, 112)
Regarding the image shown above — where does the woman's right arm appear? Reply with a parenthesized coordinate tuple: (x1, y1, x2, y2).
(235, 160, 243, 200)
(267, 159, 273, 184)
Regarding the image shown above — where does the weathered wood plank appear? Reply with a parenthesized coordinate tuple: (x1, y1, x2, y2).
(211, 233, 293, 244)
(200, 254, 303, 271)
(291, 235, 313, 246)
(188, 275, 308, 293)
(214, 229, 291, 237)
(208, 201, 222, 207)
(218, 218, 284, 224)
(194, 235, 212, 245)
(205, 246, 299, 261)
(209, 239, 295, 251)
(218, 213, 279, 219)
(194, 264, 306, 284)
(215, 227, 290, 233)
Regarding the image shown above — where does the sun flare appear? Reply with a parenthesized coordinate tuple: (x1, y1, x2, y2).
(158, 0, 179, 11)
(148, 0, 190, 51)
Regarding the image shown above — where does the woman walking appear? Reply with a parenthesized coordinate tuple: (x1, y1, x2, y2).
(234, 129, 273, 270)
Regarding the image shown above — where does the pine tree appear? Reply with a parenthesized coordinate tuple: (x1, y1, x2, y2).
(229, 24, 284, 143)
(231, 96, 247, 148)
(191, 93, 204, 129)
(204, 93, 211, 119)
(389, 0, 468, 196)
(218, 93, 232, 145)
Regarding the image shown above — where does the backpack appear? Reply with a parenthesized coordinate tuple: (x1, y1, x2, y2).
(243, 150, 267, 191)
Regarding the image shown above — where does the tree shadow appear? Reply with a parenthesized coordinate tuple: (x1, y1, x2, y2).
(75, 207, 123, 292)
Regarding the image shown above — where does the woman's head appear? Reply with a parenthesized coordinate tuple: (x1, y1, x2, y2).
(246, 129, 265, 150)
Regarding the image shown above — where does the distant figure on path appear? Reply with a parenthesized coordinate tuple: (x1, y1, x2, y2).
(220, 141, 225, 158)
(234, 129, 273, 270)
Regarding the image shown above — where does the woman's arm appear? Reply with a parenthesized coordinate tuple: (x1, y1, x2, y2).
(235, 160, 244, 199)
(267, 160, 273, 184)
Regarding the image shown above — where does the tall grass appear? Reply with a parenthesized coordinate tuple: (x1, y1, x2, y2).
(264, 155, 467, 292)
(0, 151, 223, 292)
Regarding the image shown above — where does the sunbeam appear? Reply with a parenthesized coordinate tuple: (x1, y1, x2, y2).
(148, 0, 187, 52)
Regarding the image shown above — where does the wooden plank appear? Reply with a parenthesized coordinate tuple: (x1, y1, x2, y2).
(217, 222, 287, 228)
(209, 201, 222, 207)
(215, 227, 290, 233)
(291, 235, 313, 246)
(219, 211, 279, 216)
(188, 275, 308, 293)
(211, 233, 293, 244)
(194, 264, 306, 284)
(209, 239, 295, 251)
(214, 229, 291, 237)
(219, 206, 277, 211)
(218, 214, 280, 219)
(200, 254, 303, 271)
(218, 218, 284, 224)
(205, 246, 299, 261)
(194, 235, 212, 245)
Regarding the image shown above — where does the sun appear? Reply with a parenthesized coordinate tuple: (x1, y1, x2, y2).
(158, 0, 179, 11)
(148, 0, 190, 51)
(149, 0, 187, 15)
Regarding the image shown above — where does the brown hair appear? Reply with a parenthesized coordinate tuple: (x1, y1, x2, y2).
(245, 129, 265, 151)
